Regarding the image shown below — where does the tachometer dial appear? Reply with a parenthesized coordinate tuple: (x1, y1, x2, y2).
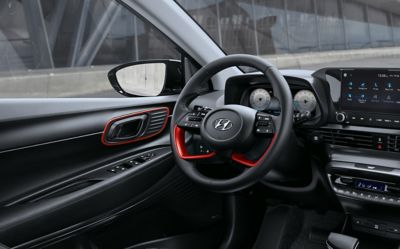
(249, 88, 271, 110)
(293, 90, 317, 112)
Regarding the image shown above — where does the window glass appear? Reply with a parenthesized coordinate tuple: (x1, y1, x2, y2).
(253, 0, 288, 54)
(392, 15, 400, 44)
(368, 6, 392, 47)
(178, 0, 220, 45)
(0, 0, 179, 98)
(286, 0, 318, 53)
(178, 0, 400, 70)
(343, 1, 370, 49)
(316, 0, 345, 50)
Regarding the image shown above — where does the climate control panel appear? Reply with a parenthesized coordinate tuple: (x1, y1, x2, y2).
(335, 111, 400, 129)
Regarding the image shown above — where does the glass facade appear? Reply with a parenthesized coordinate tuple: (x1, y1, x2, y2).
(0, 0, 179, 97)
(177, 0, 400, 54)
(0, 0, 179, 72)
(1, 0, 400, 97)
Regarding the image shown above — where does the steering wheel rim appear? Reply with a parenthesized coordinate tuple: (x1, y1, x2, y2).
(170, 54, 293, 193)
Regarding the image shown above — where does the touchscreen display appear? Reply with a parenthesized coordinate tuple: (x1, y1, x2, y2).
(340, 69, 400, 113)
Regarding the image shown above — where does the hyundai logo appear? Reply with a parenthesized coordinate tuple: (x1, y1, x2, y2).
(214, 118, 233, 131)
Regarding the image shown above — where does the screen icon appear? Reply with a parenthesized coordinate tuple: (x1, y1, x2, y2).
(386, 82, 393, 91)
(358, 94, 367, 103)
(347, 82, 353, 89)
(358, 82, 367, 90)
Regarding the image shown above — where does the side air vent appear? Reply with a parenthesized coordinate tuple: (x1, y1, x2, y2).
(145, 109, 169, 136)
(316, 129, 374, 150)
(388, 135, 400, 152)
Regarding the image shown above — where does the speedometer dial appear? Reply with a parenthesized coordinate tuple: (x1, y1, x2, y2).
(249, 88, 271, 111)
(293, 90, 317, 112)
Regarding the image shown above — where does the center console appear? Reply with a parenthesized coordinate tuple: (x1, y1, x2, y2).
(327, 148, 400, 239)
(312, 68, 400, 239)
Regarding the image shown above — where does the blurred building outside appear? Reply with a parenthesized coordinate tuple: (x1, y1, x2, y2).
(1, 0, 400, 97)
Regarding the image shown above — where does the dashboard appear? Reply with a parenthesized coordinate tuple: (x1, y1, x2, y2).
(197, 67, 400, 239)
(217, 68, 400, 239)
(222, 68, 400, 131)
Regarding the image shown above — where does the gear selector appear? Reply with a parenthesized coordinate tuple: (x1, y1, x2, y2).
(326, 233, 359, 249)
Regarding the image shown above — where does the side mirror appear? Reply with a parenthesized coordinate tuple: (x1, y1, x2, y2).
(108, 60, 183, 97)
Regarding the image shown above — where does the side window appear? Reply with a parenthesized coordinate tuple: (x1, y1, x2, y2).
(0, 0, 180, 98)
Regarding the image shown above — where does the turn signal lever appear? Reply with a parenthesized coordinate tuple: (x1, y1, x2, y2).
(293, 111, 312, 125)
(326, 233, 359, 249)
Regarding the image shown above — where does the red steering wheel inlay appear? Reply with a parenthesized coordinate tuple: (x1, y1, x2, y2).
(174, 125, 216, 160)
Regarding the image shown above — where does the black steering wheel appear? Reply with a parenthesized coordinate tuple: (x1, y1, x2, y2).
(170, 54, 293, 192)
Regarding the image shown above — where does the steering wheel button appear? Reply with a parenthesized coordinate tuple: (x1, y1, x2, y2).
(188, 117, 202, 121)
(194, 105, 203, 111)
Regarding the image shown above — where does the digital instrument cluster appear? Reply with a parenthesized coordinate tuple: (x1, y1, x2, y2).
(248, 88, 317, 113)
(224, 74, 322, 126)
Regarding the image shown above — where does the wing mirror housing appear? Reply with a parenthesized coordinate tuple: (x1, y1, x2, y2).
(108, 59, 182, 97)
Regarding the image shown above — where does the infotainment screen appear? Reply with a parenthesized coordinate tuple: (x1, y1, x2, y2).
(340, 69, 400, 113)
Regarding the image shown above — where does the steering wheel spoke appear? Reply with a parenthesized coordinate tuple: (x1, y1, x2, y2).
(173, 126, 216, 160)
(231, 112, 277, 167)
(231, 135, 276, 167)
(174, 107, 216, 160)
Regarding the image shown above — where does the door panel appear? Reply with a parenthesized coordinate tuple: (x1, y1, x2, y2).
(0, 97, 177, 247)
(0, 97, 176, 152)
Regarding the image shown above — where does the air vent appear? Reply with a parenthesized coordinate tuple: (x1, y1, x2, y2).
(145, 109, 169, 135)
(317, 129, 373, 149)
(388, 135, 400, 152)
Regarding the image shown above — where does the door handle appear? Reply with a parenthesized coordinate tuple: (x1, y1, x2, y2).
(107, 114, 147, 142)
(101, 107, 170, 146)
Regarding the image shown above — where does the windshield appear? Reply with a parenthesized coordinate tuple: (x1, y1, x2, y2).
(176, 0, 400, 70)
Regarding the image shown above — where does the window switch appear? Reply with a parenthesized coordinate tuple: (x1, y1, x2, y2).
(127, 159, 141, 166)
(108, 168, 117, 173)
(122, 163, 132, 169)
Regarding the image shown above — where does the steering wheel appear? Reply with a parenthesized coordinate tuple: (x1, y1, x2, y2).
(170, 54, 293, 193)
